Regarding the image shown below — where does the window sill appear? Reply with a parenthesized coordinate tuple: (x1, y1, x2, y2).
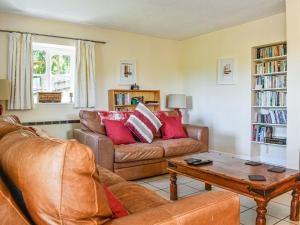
(34, 102, 74, 105)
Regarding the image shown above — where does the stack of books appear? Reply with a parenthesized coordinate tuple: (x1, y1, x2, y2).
(255, 60, 287, 74)
(255, 91, 286, 106)
(115, 93, 131, 105)
(254, 110, 287, 124)
(256, 44, 287, 59)
(255, 75, 286, 89)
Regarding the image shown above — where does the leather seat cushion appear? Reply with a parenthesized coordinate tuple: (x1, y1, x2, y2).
(98, 165, 126, 187)
(0, 130, 112, 225)
(108, 182, 168, 214)
(0, 178, 30, 225)
(157, 138, 203, 157)
(114, 143, 164, 163)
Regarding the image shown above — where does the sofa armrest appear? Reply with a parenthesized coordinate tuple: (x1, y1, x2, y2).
(105, 191, 239, 225)
(73, 129, 115, 171)
(184, 124, 209, 151)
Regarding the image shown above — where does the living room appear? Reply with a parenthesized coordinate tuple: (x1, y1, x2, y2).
(0, 0, 300, 225)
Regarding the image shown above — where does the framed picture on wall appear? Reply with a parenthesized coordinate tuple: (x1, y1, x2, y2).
(119, 60, 137, 85)
(217, 58, 236, 85)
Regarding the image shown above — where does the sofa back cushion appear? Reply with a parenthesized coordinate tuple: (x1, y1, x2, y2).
(0, 177, 30, 225)
(0, 129, 112, 225)
(79, 110, 106, 134)
(0, 120, 36, 140)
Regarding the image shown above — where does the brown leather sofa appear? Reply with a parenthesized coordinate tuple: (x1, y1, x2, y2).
(74, 110, 209, 180)
(0, 116, 240, 225)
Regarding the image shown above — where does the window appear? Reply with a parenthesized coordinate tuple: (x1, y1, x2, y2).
(32, 43, 75, 104)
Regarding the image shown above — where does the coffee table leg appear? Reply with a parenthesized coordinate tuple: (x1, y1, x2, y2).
(255, 199, 267, 225)
(205, 183, 212, 191)
(170, 172, 178, 201)
(290, 188, 300, 221)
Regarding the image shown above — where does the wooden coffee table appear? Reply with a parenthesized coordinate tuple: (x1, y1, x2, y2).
(167, 152, 300, 225)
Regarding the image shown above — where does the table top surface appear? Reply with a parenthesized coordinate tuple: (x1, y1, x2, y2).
(168, 152, 300, 188)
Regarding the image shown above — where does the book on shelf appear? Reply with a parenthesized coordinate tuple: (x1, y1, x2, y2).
(115, 93, 131, 105)
(254, 110, 287, 124)
(255, 91, 286, 107)
(252, 125, 273, 142)
(264, 137, 287, 145)
(255, 60, 287, 74)
(255, 75, 286, 89)
(256, 44, 287, 59)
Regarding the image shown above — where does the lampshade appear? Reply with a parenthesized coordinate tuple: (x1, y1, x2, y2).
(167, 94, 186, 109)
(0, 79, 10, 100)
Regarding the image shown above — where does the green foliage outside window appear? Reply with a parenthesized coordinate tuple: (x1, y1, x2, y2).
(51, 55, 71, 75)
(33, 50, 46, 74)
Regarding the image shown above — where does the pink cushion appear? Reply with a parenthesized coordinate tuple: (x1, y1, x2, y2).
(103, 119, 137, 145)
(102, 185, 129, 219)
(97, 111, 133, 124)
(125, 103, 162, 143)
(159, 113, 187, 140)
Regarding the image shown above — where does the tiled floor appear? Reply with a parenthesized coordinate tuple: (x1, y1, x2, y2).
(135, 174, 299, 225)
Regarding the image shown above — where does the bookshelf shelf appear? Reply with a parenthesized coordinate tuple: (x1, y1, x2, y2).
(108, 89, 160, 111)
(251, 141, 287, 147)
(251, 42, 287, 150)
(251, 123, 287, 127)
(253, 55, 287, 62)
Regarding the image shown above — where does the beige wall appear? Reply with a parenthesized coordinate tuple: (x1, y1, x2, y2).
(286, 0, 300, 169)
(180, 13, 287, 164)
(0, 13, 182, 138)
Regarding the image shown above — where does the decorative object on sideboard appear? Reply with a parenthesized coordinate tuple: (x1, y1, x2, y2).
(217, 58, 236, 85)
(130, 83, 140, 90)
(119, 60, 137, 85)
(69, 92, 73, 103)
(131, 96, 144, 105)
(0, 79, 10, 115)
(38, 92, 62, 103)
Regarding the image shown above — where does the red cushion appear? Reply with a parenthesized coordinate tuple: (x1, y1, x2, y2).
(102, 185, 129, 218)
(103, 119, 137, 145)
(159, 113, 187, 140)
(97, 111, 133, 124)
(125, 103, 162, 143)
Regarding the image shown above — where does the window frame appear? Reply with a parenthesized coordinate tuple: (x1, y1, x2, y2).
(32, 42, 76, 104)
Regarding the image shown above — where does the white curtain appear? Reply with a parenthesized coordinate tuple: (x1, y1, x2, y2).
(74, 40, 96, 108)
(8, 32, 33, 110)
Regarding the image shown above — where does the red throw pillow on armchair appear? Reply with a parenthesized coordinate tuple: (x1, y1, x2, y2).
(159, 113, 187, 140)
(103, 119, 137, 145)
(102, 185, 129, 218)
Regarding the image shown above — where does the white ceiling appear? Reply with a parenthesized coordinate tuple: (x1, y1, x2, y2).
(0, 0, 285, 40)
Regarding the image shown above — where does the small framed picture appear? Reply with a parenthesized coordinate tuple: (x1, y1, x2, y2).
(119, 60, 137, 85)
(217, 58, 236, 85)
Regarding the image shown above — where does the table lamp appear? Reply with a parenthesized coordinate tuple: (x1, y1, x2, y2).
(167, 94, 187, 112)
(0, 79, 10, 115)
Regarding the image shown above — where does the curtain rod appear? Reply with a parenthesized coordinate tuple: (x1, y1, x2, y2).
(0, 29, 106, 44)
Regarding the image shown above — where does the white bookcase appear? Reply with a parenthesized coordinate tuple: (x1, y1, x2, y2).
(251, 42, 287, 153)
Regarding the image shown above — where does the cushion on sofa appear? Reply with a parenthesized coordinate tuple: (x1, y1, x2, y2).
(0, 129, 112, 225)
(108, 182, 168, 214)
(114, 142, 164, 163)
(103, 119, 137, 145)
(158, 113, 187, 140)
(0, 178, 30, 225)
(97, 165, 126, 187)
(0, 115, 21, 124)
(0, 121, 36, 140)
(97, 111, 132, 124)
(125, 103, 162, 143)
(157, 138, 203, 157)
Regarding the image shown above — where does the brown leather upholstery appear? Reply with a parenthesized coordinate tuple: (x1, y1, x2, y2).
(156, 138, 204, 157)
(0, 129, 112, 225)
(0, 120, 36, 139)
(105, 191, 239, 225)
(98, 165, 126, 187)
(74, 110, 209, 180)
(0, 178, 30, 225)
(114, 143, 164, 163)
(108, 182, 168, 214)
(79, 110, 106, 134)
